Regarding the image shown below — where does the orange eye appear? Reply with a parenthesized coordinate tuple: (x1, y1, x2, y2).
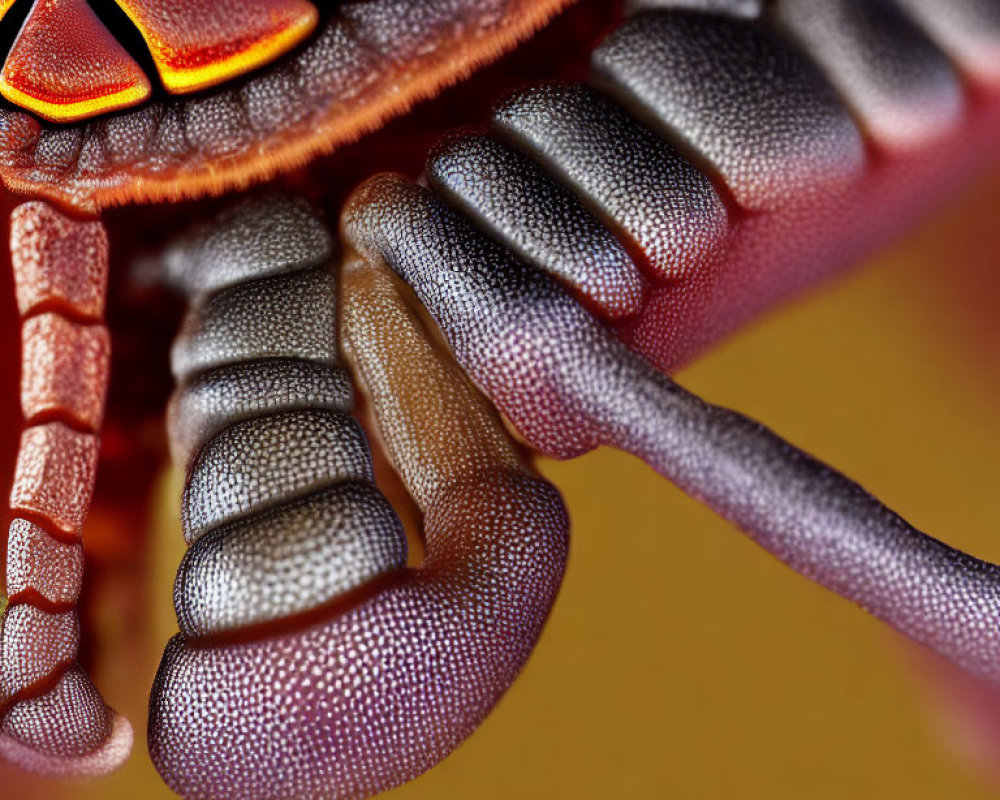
(114, 0, 319, 94)
(0, 0, 151, 124)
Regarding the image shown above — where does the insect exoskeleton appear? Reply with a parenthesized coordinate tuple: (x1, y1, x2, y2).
(0, 2, 998, 799)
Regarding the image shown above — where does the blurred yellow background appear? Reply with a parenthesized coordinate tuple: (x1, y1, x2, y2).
(5, 172, 999, 799)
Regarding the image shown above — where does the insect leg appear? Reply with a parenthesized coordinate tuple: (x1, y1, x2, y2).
(343, 170, 1000, 684)
(0, 202, 132, 776)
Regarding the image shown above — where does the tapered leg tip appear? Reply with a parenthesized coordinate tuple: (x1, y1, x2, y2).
(0, 709, 132, 778)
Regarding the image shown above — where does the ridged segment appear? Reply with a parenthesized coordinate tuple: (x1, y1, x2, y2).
(164, 194, 406, 645)
(20, 314, 110, 430)
(10, 423, 99, 538)
(9, 202, 107, 319)
(1, 202, 130, 776)
(171, 268, 340, 380)
(772, 0, 964, 151)
(182, 411, 374, 543)
(591, 11, 866, 209)
(163, 194, 334, 297)
(0, 606, 79, 703)
(177, 483, 407, 638)
(493, 84, 728, 282)
(5, 519, 84, 607)
(427, 132, 646, 318)
(167, 359, 354, 468)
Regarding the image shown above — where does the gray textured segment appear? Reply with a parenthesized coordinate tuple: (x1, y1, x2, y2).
(150, 472, 567, 800)
(492, 84, 727, 283)
(2, 666, 111, 757)
(182, 410, 374, 544)
(343, 176, 632, 461)
(894, 0, 1000, 84)
(171, 268, 339, 382)
(773, 0, 964, 150)
(0, 607, 78, 703)
(168, 359, 354, 468)
(592, 11, 866, 210)
(163, 194, 333, 297)
(176, 483, 407, 639)
(344, 173, 1000, 683)
(427, 132, 645, 319)
(625, 0, 761, 17)
(607, 372, 1000, 683)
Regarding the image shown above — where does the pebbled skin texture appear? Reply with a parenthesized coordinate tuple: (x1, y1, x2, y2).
(170, 268, 340, 378)
(772, 0, 964, 151)
(427, 131, 646, 318)
(175, 481, 407, 638)
(0, 0, 151, 123)
(20, 313, 110, 430)
(149, 194, 569, 800)
(3, 0, 1000, 794)
(492, 83, 728, 282)
(9, 202, 107, 319)
(591, 11, 867, 211)
(4, 519, 83, 607)
(162, 194, 334, 297)
(167, 358, 354, 468)
(114, 0, 319, 95)
(181, 410, 374, 543)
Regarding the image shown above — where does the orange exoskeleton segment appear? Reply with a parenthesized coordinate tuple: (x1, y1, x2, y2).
(114, 0, 319, 95)
(0, 0, 151, 123)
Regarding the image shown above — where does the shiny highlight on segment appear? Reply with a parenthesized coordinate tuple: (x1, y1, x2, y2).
(0, 0, 151, 123)
(114, 0, 319, 94)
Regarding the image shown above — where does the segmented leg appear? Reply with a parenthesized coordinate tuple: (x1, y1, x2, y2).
(149, 195, 567, 800)
(0, 202, 132, 775)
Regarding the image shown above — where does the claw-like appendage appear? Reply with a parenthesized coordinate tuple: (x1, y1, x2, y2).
(149, 195, 567, 800)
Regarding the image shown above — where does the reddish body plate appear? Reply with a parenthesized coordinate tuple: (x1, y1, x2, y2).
(115, 0, 319, 94)
(0, 0, 151, 123)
